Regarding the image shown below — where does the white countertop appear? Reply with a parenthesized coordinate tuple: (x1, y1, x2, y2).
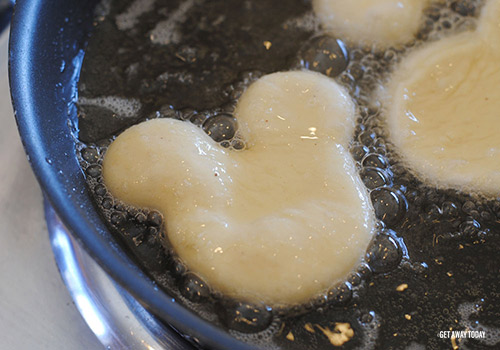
(0, 29, 103, 349)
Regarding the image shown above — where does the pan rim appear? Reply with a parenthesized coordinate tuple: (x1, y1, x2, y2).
(8, 1, 258, 349)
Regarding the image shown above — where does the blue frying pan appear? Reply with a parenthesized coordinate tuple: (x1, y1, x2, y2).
(9, 0, 255, 349)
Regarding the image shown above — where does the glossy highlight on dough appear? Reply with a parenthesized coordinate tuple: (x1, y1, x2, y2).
(102, 71, 375, 305)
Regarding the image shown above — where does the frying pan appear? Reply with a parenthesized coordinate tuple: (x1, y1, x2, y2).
(9, 1, 256, 349)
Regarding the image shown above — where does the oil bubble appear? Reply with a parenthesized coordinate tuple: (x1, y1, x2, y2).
(366, 230, 403, 273)
(312, 293, 328, 308)
(81, 147, 99, 163)
(230, 137, 246, 150)
(86, 164, 102, 178)
(347, 272, 362, 287)
(299, 35, 349, 78)
(362, 153, 389, 169)
(147, 210, 163, 227)
(110, 211, 126, 225)
(190, 111, 210, 126)
(370, 187, 408, 226)
(351, 144, 369, 162)
(158, 105, 183, 120)
(327, 282, 353, 306)
(135, 212, 147, 223)
(358, 130, 376, 146)
(101, 197, 113, 209)
(348, 62, 365, 80)
(357, 263, 373, 281)
(180, 273, 211, 303)
(169, 257, 187, 277)
(360, 167, 390, 190)
(94, 184, 107, 196)
(203, 114, 237, 142)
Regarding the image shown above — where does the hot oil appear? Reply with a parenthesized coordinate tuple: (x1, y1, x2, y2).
(76, 0, 500, 349)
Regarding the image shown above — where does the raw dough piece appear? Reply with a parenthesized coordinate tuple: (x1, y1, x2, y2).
(313, 0, 430, 48)
(103, 71, 375, 305)
(383, 0, 500, 196)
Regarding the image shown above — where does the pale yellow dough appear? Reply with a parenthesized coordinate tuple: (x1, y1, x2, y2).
(313, 0, 430, 48)
(103, 71, 375, 305)
(383, 0, 500, 196)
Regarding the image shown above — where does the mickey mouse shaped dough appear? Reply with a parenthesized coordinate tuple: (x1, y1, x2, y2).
(313, 0, 431, 48)
(382, 0, 500, 196)
(103, 71, 375, 305)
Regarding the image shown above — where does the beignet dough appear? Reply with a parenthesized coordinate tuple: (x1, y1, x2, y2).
(382, 0, 500, 195)
(103, 71, 375, 304)
(313, 0, 431, 48)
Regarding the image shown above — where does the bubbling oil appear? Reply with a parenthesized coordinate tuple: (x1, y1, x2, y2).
(76, 0, 500, 348)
